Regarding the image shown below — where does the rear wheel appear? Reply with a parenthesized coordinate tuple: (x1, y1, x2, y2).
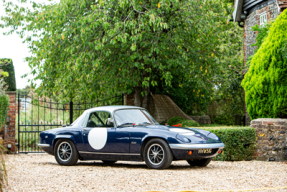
(54, 139, 79, 166)
(143, 139, 173, 169)
(102, 160, 117, 164)
(187, 158, 212, 167)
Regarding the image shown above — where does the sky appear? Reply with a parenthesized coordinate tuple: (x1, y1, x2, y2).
(0, 1, 31, 89)
(0, 0, 58, 89)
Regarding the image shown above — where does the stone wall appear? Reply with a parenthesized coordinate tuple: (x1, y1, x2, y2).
(251, 118, 287, 161)
(2, 91, 16, 153)
(243, 1, 280, 126)
(189, 115, 211, 124)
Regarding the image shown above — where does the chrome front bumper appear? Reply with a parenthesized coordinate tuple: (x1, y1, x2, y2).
(169, 143, 225, 150)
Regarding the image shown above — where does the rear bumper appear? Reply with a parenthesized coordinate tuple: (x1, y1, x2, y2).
(170, 143, 225, 160)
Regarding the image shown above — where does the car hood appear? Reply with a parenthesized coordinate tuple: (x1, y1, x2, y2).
(146, 125, 222, 143)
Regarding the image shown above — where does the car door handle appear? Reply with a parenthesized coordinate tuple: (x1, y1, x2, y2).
(83, 128, 88, 131)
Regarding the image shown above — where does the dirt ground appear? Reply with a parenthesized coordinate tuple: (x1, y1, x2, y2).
(5, 154, 287, 191)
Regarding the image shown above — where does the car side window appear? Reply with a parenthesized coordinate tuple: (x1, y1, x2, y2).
(86, 111, 113, 127)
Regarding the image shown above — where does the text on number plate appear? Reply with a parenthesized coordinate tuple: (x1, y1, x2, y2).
(198, 149, 212, 153)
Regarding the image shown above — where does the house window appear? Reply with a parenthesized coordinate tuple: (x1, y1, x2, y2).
(259, 12, 267, 26)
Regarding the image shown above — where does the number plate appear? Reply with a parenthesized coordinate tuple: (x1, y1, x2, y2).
(198, 149, 212, 154)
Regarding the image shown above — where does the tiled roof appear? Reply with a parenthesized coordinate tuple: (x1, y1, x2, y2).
(277, 0, 287, 12)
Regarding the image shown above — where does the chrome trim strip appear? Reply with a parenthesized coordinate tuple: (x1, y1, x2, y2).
(169, 143, 225, 150)
(78, 151, 140, 156)
(37, 144, 50, 147)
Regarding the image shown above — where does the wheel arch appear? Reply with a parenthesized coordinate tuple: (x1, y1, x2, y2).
(141, 136, 175, 160)
(53, 135, 77, 151)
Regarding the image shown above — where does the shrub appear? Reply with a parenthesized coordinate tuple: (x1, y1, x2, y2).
(181, 119, 200, 127)
(0, 58, 16, 91)
(167, 116, 185, 126)
(241, 9, 287, 119)
(0, 95, 9, 128)
(201, 127, 256, 161)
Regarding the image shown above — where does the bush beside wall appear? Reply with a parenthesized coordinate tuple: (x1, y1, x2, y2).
(0, 59, 16, 91)
(201, 127, 256, 161)
(167, 117, 185, 126)
(241, 9, 287, 119)
(167, 116, 200, 127)
(0, 95, 9, 128)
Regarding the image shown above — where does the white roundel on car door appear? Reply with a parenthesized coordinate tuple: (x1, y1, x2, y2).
(88, 128, 107, 150)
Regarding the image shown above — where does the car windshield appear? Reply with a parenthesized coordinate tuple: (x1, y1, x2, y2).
(114, 109, 158, 127)
(70, 113, 86, 126)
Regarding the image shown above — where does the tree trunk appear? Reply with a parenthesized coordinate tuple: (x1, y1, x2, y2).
(134, 87, 142, 107)
(141, 87, 150, 109)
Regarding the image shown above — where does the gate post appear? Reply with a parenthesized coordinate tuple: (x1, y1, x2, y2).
(17, 92, 20, 152)
(69, 101, 73, 125)
(4, 91, 16, 153)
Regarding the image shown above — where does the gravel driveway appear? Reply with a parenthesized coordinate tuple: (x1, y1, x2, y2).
(5, 154, 287, 191)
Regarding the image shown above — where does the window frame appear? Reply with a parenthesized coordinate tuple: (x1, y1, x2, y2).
(259, 12, 267, 27)
(113, 108, 159, 127)
(85, 110, 114, 128)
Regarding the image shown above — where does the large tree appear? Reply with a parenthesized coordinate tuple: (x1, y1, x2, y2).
(1, 0, 232, 108)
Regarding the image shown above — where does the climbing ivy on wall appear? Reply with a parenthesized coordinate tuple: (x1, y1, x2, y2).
(241, 9, 287, 119)
(0, 95, 9, 128)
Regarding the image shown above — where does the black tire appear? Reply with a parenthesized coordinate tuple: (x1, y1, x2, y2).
(143, 138, 173, 169)
(54, 139, 79, 166)
(187, 158, 212, 167)
(102, 160, 117, 164)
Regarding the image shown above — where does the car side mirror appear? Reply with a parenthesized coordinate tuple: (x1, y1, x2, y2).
(106, 118, 114, 126)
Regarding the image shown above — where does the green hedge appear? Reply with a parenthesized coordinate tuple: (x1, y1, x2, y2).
(0, 95, 9, 128)
(0, 58, 16, 91)
(200, 127, 256, 161)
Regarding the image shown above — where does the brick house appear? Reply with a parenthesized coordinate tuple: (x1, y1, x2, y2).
(233, 0, 287, 125)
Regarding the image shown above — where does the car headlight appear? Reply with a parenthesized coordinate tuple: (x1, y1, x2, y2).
(208, 133, 219, 140)
(176, 134, 191, 143)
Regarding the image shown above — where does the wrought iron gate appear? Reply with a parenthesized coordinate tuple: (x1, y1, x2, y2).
(17, 93, 123, 153)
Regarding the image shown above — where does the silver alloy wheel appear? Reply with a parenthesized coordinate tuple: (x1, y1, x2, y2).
(147, 143, 165, 165)
(57, 141, 72, 162)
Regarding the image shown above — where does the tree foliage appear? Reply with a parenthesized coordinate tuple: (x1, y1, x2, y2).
(1, 0, 238, 109)
(0, 59, 16, 91)
(206, 23, 244, 119)
(242, 9, 287, 119)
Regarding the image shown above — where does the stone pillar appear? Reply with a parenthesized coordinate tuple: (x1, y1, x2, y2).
(251, 118, 287, 161)
(4, 91, 16, 153)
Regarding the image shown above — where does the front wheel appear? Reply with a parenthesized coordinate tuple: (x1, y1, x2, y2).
(143, 139, 173, 169)
(187, 158, 212, 167)
(54, 139, 79, 166)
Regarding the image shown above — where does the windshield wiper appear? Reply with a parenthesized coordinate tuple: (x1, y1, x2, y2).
(118, 123, 134, 127)
(139, 122, 152, 126)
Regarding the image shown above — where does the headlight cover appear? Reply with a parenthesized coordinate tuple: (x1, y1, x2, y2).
(176, 134, 191, 143)
(208, 132, 219, 140)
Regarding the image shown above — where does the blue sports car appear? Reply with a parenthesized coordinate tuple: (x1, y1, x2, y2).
(38, 106, 224, 169)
